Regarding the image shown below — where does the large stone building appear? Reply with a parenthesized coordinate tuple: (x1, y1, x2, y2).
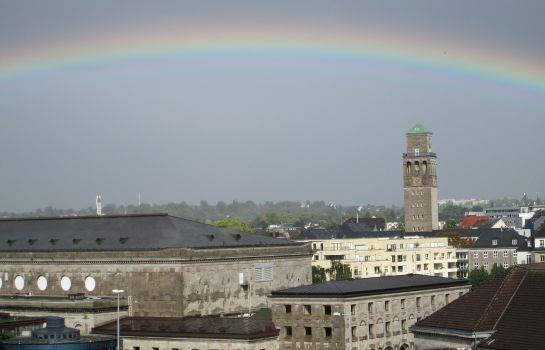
(270, 274, 470, 350)
(297, 228, 458, 279)
(0, 214, 312, 332)
(403, 124, 439, 232)
(411, 263, 545, 350)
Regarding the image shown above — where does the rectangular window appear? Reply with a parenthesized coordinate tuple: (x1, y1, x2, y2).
(285, 305, 291, 314)
(484, 262, 489, 269)
(493, 251, 498, 258)
(398, 266, 404, 273)
(324, 327, 332, 337)
(152, 347, 159, 350)
(305, 327, 312, 336)
(431, 295, 436, 307)
(492, 239, 498, 246)
(351, 304, 356, 315)
(323, 305, 331, 315)
(285, 326, 292, 337)
(483, 252, 488, 258)
(401, 298, 406, 309)
(391, 255, 396, 262)
(512, 239, 517, 245)
(474, 252, 479, 259)
(503, 251, 508, 258)
(384, 300, 390, 311)
(254, 263, 273, 282)
(503, 262, 509, 268)
(540, 240, 545, 248)
(425, 254, 429, 260)
(368, 302, 374, 314)
(133, 347, 140, 350)
(416, 297, 421, 308)
(385, 321, 391, 336)
(374, 266, 381, 274)
(513, 251, 517, 257)
(401, 319, 407, 331)
(445, 294, 450, 303)
(541, 256, 545, 262)
(303, 305, 312, 315)
(416, 254, 421, 261)
(369, 324, 375, 337)
(474, 262, 479, 268)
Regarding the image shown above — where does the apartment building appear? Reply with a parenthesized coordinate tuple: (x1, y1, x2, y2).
(467, 230, 530, 272)
(297, 229, 458, 279)
(271, 274, 470, 350)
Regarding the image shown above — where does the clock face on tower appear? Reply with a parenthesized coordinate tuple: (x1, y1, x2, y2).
(412, 177, 422, 186)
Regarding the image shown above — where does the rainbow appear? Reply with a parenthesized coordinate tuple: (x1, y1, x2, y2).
(1, 23, 544, 94)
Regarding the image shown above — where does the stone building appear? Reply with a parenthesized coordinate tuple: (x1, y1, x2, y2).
(411, 263, 545, 350)
(403, 124, 439, 232)
(0, 214, 312, 332)
(92, 313, 279, 350)
(467, 229, 529, 272)
(297, 228, 458, 279)
(270, 274, 470, 350)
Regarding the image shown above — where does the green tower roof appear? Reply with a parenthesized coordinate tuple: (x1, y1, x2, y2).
(407, 123, 430, 134)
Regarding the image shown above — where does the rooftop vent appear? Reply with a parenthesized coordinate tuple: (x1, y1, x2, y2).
(96, 238, 105, 245)
(7, 239, 16, 246)
(28, 239, 37, 245)
(119, 237, 129, 244)
(232, 233, 242, 241)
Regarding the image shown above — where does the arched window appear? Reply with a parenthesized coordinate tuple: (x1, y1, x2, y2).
(422, 161, 428, 174)
(414, 161, 420, 175)
(406, 162, 411, 176)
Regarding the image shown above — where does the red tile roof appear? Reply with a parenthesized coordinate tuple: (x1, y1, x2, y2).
(460, 215, 491, 229)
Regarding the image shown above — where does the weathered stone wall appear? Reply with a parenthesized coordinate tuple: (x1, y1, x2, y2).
(0, 244, 312, 318)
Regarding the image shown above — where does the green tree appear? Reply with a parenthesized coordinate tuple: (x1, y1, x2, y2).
(264, 212, 281, 225)
(325, 220, 341, 229)
(326, 260, 352, 281)
(468, 266, 489, 287)
(394, 221, 405, 232)
(490, 263, 506, 277)
(445, 219, 458, 229)
(312, 266, 327, 284)
(214, 217, 252, 233)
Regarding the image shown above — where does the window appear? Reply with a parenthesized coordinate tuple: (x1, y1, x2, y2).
(493, 251, 498, 258)
(385, 300, 390, 311)
(391, 255, 396, 262)
(323, 305, 331, 315)
(484, 262, 489, 269)
(416, 254, 421, 261)
(425, 254, 429, 260)
(483, 252, 488, 258)
(133, 347, 140, 350)
(254, 263, 273, 282)
(445, 294, 450, 303)
(285, 305, 292, 314)
(512, 239, 517, 245)
(398, 266, 404, 273)
(385, 321, 391, 336)
(474, 252, 479, 259)
(152, 347, 159, 350)
(503, 251, 508, 258)
(474, 262, 479, 268)
(303, 305, 312, 315)
(513, 251, 517, 257)
(351, 326, 356, 338)
(431, 295, 436, 307)
(540, 240, 545, 248)
(401, 319, 407, 331)
(503, 262, 509, 268)
(285, 326, 292, 337)
(304, 327, 312, 336)
(324, 327, 332, 337)
(351, 304, 356, 315)
(492, 240, 498, 246)
(401, 299, 406, 309)
(416, 297, 421, 308)
(367, 302, 374, 314)
(541, 256, 545, 262)
(374, 266, 381, 274)
(369, 324, 375, 337)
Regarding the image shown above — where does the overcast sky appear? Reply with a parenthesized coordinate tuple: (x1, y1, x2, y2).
(1, 1, 544, 212)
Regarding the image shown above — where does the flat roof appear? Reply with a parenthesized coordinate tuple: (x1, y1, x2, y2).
(271, 274, 469, 298)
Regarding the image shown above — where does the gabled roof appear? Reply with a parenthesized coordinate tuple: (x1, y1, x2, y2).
(414, 263, 545, 350)
(271, 274, 468, 298)
(472, 229, 527, 249)
(0, 213, 296, 251)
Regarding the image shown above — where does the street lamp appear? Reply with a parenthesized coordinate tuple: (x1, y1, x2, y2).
(112, 289, 124, 350)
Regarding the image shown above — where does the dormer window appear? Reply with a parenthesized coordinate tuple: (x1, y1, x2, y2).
(512, 239, 517, 246)
(119, 237, 129, 244)
(50, 239, 59, 245)
(492, 239, 498, 246)
(96, 238, 105, 245)
(7, 239, 16, 246)
(28, 239, 37, 245)
(73, 239, 81, 245)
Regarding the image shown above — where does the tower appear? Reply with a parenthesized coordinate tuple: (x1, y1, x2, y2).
(403, 124, 438, 232)
(96, 195, 102, 216)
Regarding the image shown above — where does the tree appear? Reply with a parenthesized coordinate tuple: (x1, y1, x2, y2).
(490, 263, 506, 277)
(214, 217, 252, 233)
(264, 212, 281, 225)
(394, 221, 405, 232)
(438, 231, 474, 248)
(312, 266, 327, 284)
(468, 266, 489, 287)
(444, 219, 458, 229)
(326, 260, 352, 281)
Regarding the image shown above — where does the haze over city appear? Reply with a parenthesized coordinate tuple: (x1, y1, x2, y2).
(1, 1, 544, 212)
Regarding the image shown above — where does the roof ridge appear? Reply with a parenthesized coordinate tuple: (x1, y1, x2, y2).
(491, 270, 528, 330)
(475, 268, 524, 331)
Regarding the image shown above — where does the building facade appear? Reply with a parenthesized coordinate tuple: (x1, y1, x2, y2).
(0, 214, 312, 332)
(270, 275, 470, 350)
(403, 124, 439, 233)
(297, 230, 458, 279)
(467, 230, 529, 272)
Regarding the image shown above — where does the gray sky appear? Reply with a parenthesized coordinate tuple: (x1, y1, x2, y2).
(1, 0, 544, 212)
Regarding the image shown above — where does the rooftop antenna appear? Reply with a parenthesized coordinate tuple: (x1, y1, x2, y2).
(96, 195, 102, 216)
(138, 192, 141, 206)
